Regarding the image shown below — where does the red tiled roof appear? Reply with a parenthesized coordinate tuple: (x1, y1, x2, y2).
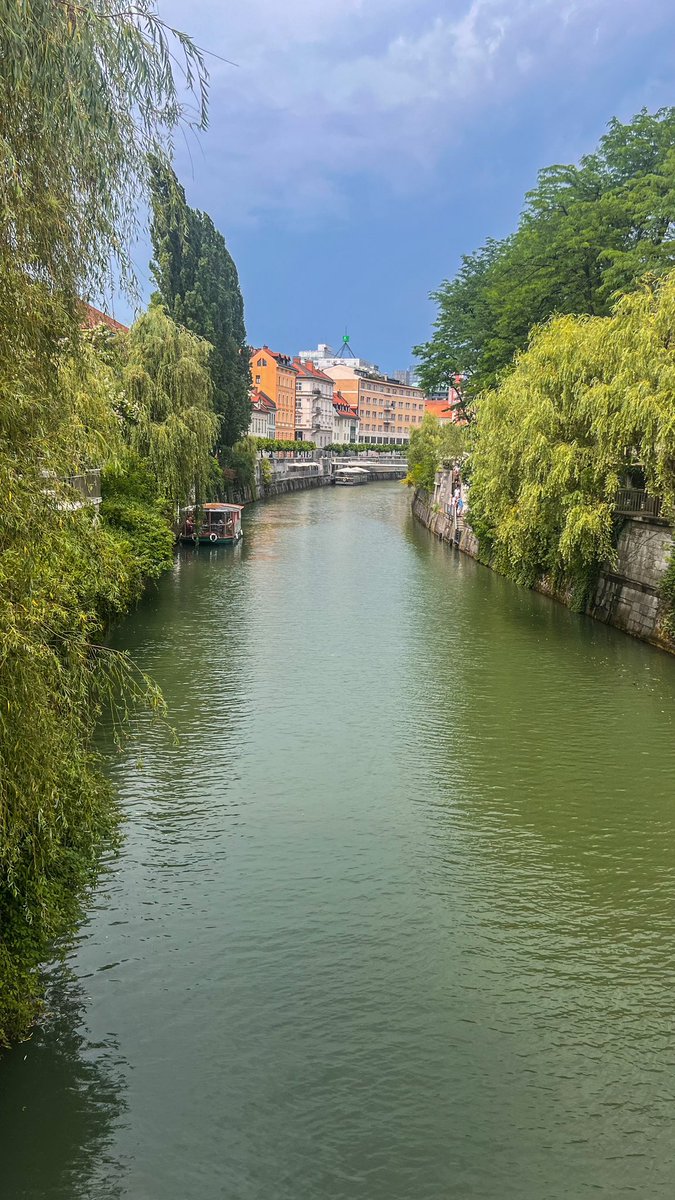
(250, 346, 293, 368)
(81, 302, 128, 333)
(291, 357, 333, 383)
(251, 387, 277, 413)
(333, 390, 359, 420)
(424, 399, 453, 421)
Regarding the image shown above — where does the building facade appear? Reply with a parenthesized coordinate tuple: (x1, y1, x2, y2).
(248, 388, 277, 439)
(291, 359, 334, 447)
(332, 391, 359, 444)
(424, 386, 464, 424)
(324, 365, 427, 446)
(250, 347, 296, 442)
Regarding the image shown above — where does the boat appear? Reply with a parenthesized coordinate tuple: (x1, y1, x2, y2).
(179, 503, 243, 545)
(334, 466, 370, 486)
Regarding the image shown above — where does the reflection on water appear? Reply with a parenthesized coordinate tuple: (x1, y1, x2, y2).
(2, 485, 675, 1199)
(0, 964, 126, 1200)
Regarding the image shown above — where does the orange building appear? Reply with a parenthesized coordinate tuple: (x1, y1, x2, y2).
(250, 347, 296, 441)
(323, 364, 427, 446)
(424, 387, 465, 425)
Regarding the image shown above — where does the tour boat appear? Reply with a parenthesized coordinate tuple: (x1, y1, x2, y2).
(335, 466, 370, 486)
(179, 503, 243, 545)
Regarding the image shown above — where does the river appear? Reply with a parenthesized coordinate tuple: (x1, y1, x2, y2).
(2, 484, 675, 1199)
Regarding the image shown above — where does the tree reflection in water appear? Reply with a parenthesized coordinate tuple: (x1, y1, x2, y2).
(0, 964, 126, 1200)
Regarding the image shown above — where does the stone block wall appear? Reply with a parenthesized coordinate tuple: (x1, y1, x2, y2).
(590, 519, 674, 650)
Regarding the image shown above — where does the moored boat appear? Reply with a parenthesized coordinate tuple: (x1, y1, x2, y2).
(335, 466, 370, 486)
(179, 503, 243, 545)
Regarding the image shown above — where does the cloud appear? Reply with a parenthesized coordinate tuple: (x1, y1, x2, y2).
(156, 0, 652, 224)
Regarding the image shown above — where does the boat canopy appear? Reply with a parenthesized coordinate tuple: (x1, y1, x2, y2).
(184, 503, 243, 514)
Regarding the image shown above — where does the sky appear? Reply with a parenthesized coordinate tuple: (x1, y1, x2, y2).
(124, 0, 675, 374)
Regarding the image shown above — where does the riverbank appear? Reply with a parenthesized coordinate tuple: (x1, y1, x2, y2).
(228, 457, 406, 505)
(412, 486, 675, 655)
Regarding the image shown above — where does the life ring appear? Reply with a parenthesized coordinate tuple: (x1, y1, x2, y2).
(209, 532, 218, 542)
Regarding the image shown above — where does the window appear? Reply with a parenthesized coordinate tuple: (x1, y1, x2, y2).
(405, 402, 411, 409)
(255, 375, 261, 385)
(257, 357, 267, 367)
(398, 401, 403, 409)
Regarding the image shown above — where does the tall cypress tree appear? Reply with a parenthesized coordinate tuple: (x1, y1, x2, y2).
(149, 158, 251, 447)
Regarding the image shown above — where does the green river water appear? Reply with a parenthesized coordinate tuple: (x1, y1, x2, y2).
(2, 484, 675, 1199)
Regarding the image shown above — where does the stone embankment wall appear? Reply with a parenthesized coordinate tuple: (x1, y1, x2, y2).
(231, 473, 331, 505)
(229, 456, 406, 506)
(589, 520, 674, 649)
(413, 483, 675, 655)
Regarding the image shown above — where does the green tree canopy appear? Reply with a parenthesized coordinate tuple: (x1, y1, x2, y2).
(405, 413, 466, 493)
(467, 272, 675, 604)
(415, 108, 675, 397)
(149, 158, 251, 448)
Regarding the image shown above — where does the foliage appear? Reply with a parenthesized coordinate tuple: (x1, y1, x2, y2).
(659, 547, 675, 639)
(0, 1, 208, 1045)
(253, 437, 317, 453)
(221, 436, 259, 497)
(405, 415, 466, 492)
(101, 455, 175, 590)
(149, 159, 250, 448)
(122, 304, 218, 505)
(468, 272, 675, 607)
(415, 108, 675, 397)
(259, 458, 273, 487)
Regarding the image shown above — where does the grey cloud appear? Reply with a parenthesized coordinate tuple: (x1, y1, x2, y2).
(157, 0, 648, 222)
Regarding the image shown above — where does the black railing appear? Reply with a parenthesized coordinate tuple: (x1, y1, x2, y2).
(614, 488, 662, 519)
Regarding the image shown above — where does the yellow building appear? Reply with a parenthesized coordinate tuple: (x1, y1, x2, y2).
(323, 365, 427, 446)
(250, 347, 296, 442)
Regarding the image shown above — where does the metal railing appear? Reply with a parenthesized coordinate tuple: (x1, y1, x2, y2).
(65, 469, 102, 500)
(614, 488, 663, 519)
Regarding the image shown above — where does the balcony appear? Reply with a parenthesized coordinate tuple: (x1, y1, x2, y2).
(614, 488, 663, 519)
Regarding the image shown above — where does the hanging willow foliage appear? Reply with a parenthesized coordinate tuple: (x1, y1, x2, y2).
(468, 272, 675, 603)
(0, 2, 210, 1044)
(123, 304, 219, 505)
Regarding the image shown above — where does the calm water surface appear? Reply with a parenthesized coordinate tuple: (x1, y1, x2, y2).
(3, 485, 675, 1199)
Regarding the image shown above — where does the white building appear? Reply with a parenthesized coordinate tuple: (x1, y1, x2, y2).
(291, 359, 334, 448)
(248, 388, 276, 439)
(297, 337, 379, 374)
(332, 391, 359, 445)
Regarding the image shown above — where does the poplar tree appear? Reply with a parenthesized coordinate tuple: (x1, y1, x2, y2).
(149, 159, 251, 448)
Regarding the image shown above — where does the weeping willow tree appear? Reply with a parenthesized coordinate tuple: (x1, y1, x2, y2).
(468, 272, 675, 605)
(0, 1, 209, 1045)
(123, 304, 218, 506)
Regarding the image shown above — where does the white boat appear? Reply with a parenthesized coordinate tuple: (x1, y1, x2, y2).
(335, 466, 370, 486)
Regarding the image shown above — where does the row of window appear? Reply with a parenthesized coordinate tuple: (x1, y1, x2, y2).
(363, 385, 418, 398)
(361, 415, 422, 430)
(361, 409, 422, 419)
(361, 435, 409, 444)
(360, 398, 423, 410)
